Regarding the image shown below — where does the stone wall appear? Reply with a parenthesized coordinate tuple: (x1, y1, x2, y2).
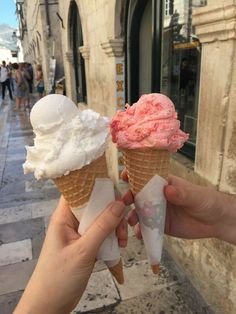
(165, 3, 236, 312)
(21, 0, 64, 93)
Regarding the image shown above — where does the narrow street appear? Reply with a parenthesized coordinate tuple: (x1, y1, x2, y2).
(0, 97, 214, 314)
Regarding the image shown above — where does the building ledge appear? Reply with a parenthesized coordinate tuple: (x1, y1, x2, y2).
(193, 3, 236, 42)
(79, 45, 90, 60)
(101, 38, 124, 57)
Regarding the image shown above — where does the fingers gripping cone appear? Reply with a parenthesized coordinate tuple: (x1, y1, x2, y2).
(123, 148, 170, 274)
(53, 154, 124, 284)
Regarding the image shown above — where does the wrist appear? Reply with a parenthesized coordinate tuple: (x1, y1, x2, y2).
(214, 192, 236, 244)
(14, 275, 68, 314)
(14, 294, 68, 314)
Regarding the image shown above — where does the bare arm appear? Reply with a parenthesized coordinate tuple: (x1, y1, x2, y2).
(125, 173, 236, 245)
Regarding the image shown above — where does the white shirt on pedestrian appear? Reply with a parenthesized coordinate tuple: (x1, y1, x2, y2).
(0, 67, 9, 82)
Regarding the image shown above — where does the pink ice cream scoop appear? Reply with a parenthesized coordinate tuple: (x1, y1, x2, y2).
(110, 93, 189, 152)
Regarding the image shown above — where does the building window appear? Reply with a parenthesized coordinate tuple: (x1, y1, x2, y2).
(161, 0, 207, 159)
(125, 0, 162, 104)
(125, 0, 207, 159)
(165, 0, 173, 16)
(69, 1, 87, 103)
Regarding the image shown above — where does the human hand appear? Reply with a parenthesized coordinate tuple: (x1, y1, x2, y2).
(14, 196, 126, 314)
(122, 171, 235, 242)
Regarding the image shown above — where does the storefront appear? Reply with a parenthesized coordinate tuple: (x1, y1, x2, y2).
(125, 0, 206, 159)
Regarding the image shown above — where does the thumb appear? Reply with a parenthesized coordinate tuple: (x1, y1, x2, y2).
(164, 184, 193, 207)
(80, 201, 125, 257)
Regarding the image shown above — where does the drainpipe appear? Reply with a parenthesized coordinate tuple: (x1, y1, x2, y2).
(45, 0, 51, 37)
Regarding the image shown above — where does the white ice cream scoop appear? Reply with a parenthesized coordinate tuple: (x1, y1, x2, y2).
(23, 94, 109, 179)
(30, 94, 79, 133)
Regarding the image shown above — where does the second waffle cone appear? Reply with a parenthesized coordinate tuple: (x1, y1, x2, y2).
(122, 148, 170, 275)
(122, 148, 170, 196)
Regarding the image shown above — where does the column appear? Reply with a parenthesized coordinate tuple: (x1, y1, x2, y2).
(64, 50, 75, 102)
(193, 1, 236, 192)
(101, 38, 125, 183)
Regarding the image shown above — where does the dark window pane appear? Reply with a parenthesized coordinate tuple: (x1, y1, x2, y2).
(161, 0, 207, 159)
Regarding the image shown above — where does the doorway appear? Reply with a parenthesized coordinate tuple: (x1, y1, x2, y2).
(69, 1, 87, 103)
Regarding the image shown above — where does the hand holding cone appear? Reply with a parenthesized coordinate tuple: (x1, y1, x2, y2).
(54, 156, 124, 284)
(123, 149, 169, 274)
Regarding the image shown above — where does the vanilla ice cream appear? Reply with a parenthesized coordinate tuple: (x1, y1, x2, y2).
(23, 94, 109, 179)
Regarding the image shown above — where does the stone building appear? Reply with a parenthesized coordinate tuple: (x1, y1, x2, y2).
(16, 0, 64, 93)
(19, 0, 236, 313)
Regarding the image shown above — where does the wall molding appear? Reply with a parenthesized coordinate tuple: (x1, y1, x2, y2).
(101, 38, 124, 57)
(65, 51, 73, 62)
(193, 3, 236, 42)
(79, 45, 90, 60)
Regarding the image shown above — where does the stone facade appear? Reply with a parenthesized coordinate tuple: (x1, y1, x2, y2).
(18, 0, 64, 93)
(166, 1, 236, 313)
(18, 0, 236, 313)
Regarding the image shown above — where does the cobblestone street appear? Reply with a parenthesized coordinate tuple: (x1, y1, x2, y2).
(0, 98, 214, 314)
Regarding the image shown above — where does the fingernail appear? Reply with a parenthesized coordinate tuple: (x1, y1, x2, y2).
(111, 201, 125, 217)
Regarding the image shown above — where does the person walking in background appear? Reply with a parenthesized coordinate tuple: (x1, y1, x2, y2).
(23, 63, 33, 111)
(8, 62, 15, 92)
(25, 63, 33, 94)
(0, 61, 13, 101)
(12, 63, 28, 111)
(35, 64, 45, 99)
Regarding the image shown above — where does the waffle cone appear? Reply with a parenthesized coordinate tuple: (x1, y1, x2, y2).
(151, 264, 160, 274)
(108, 259, 124, 284)
(53, 154, 108, 208)
(53, 154, 124, 282)
(123, 148, 170, 274)
(122, 148, 170, 196)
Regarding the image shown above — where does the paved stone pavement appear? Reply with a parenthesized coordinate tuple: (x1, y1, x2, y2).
(0, 97, 215, 314)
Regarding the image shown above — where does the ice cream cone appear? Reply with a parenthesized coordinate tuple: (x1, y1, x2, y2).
(108, 259, 124, 284)
(53, 153, 124, 283)
(123, 148, 170, 274)
(53, 154, 108, 209)
(122, 148, 170, 195)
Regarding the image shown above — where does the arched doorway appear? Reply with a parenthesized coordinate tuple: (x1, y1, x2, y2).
(69, 1, 87, 103)
(125, 0, 162, 104)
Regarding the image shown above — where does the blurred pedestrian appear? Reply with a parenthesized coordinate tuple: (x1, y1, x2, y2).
(25, 63, 33, 94)
(22, 63, 32, 111)
(35, 64, 45, 99)
(0, 61, 13, 101)
(12, 63, 28, 110)
(8, 62, 15, 92)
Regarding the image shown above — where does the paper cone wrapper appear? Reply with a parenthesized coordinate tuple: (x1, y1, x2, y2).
(123, 148, 169, 274)
(122, 148, 170, 195)
(78, 178, 124, 284)
(135, 175, 167, 274)
(53, 154, 108, 209)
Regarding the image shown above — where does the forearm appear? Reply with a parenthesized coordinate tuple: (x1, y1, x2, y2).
(215, 192, 236, 244)
(14, 272, 68, 314)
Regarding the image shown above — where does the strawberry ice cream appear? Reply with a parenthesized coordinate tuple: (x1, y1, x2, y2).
(110, 93, 188, 151)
